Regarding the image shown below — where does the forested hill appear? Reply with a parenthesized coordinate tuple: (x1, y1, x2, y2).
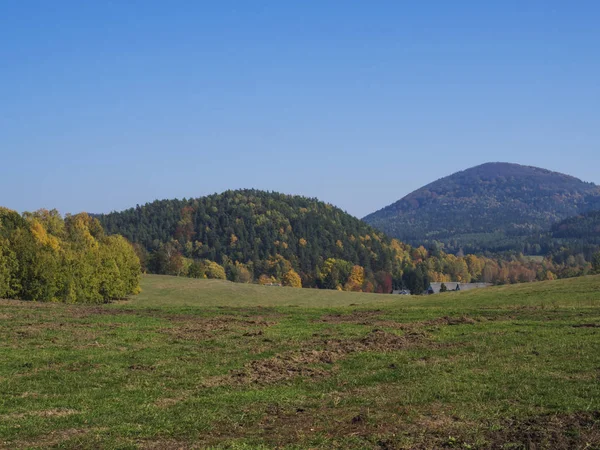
(363, 162, 600, 254)
(96, 190, 402, 288)
(552, 210, 600, 239)
(96, 189, 598, 292)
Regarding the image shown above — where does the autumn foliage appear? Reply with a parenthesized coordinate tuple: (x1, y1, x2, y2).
(0, 208, 141, 303)
(95, 190, 595, 295)
(282, 269, 302, 288)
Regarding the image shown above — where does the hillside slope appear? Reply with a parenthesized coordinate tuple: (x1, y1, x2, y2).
(96, 189, 402, 289)
(134, 272, 600, 309)
(552, 210, 600, 239)
(363, 162, 600, 253)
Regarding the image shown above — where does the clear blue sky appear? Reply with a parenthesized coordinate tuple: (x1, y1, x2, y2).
(2, 1, 599, 218)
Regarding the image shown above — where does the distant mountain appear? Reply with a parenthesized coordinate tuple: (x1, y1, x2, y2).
(363, 162, 600, 254)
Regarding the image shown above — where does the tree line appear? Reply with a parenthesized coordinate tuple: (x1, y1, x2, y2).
(97, 190, 599, 295)
(0, 208, 141, 303)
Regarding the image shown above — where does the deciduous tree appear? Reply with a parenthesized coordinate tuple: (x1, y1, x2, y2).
(282, 269, 302, 288)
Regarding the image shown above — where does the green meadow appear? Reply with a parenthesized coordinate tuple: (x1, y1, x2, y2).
(1, 275, 599, 449)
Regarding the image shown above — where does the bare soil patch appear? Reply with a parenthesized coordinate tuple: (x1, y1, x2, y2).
(212, 329, 426, 386)
(318, 312, 482, 332)
(163, 315, 277, 341)
(0, 299, 63, 308)
(70, 307, 141, 319)
(486, 411, 600, 449)
(422, 315, 478, 326)
(319, 310, 384, 324)
(0, 300, 142, 320)
(6, 320, 120, 346)
(233, 408, 600, 449)
(234, 403, 471, 449)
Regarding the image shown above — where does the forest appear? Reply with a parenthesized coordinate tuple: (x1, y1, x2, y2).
(0, 208, 141, 303)
(1, 188, 599, 302)
(551, 210, 600, 240)
(364, 162, 600, 256)
(97, 190, 600, 295)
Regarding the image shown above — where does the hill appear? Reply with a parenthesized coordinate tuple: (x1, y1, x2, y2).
(96, 189, 598, 291)
(363, 162, 600, 254)
(1, 274, 599, 448)
(96, 189, 406, 291)
(552, 210, 600, 239)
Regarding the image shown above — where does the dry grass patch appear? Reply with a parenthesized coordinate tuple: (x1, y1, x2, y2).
(1, 408, 79, 421)
(136, 438, 202, 449)
(8, 428, 99, 449)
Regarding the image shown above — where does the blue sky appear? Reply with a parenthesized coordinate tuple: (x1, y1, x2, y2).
(1, 1, 599, 218)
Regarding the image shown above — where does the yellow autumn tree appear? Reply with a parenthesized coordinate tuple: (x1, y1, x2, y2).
(282, 269, 302, 288)
(344, 265, 365, 291)
(204, 260, 226, 280)
(465, 254, 484, 280)
(0, 208, 141, 303)
(412, 246, 428, 262)
(321, 258, 335, 276)
(258, 274, 276, 285)
(30, 219, 60, 251)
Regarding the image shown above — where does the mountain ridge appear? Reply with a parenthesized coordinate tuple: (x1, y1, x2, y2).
(363, 162, 600, 254)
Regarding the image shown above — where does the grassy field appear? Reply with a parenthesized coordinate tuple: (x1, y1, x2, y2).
(1, 275, 599, 449)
